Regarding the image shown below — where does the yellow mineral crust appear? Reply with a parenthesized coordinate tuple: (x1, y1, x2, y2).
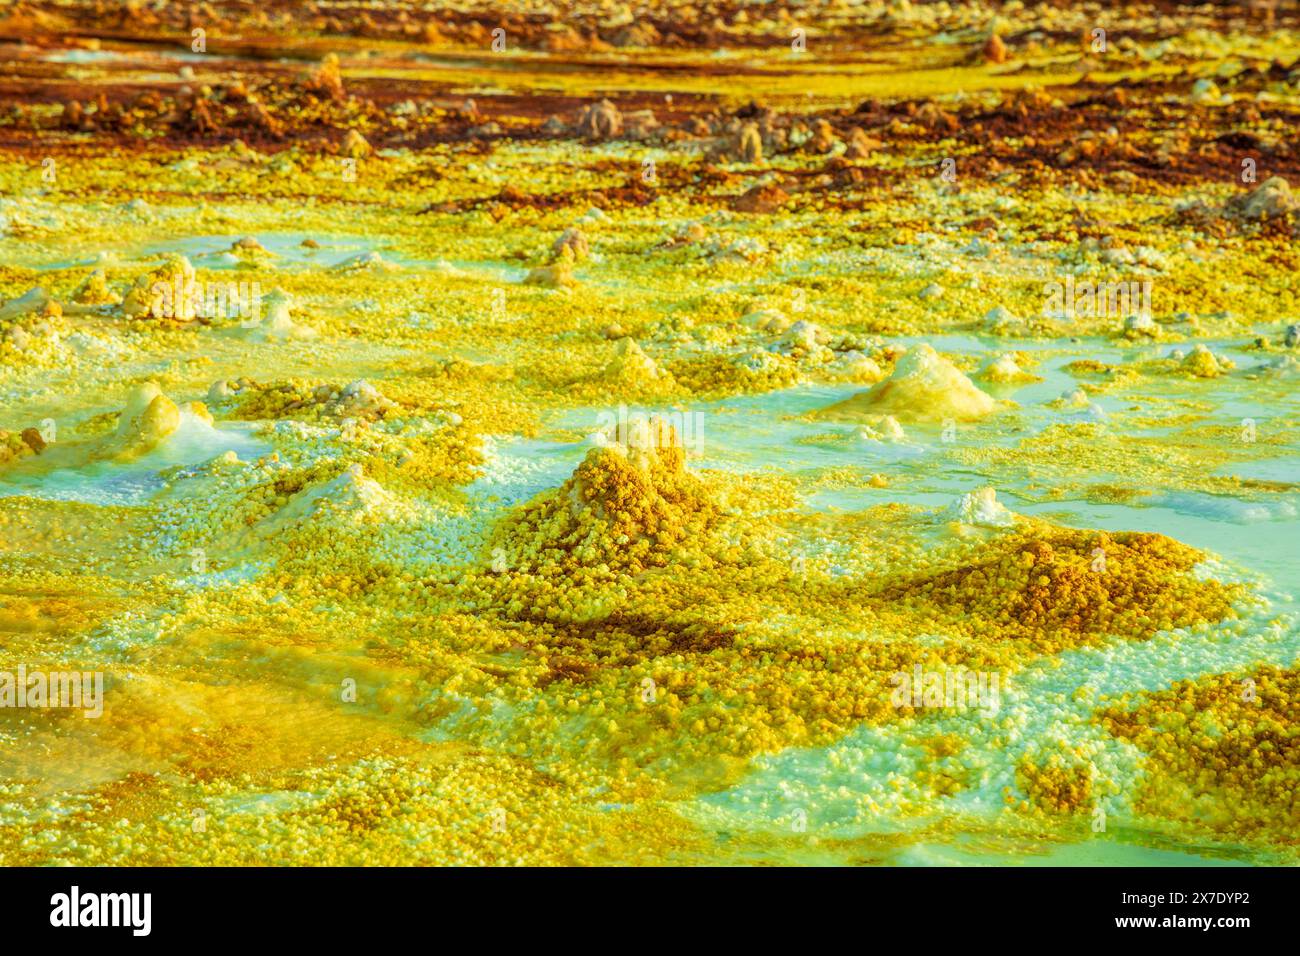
(227, 378, 397, 422)
(1015, 754, 1094, 815)
(441, 497, 1117, 777)
(1098, 666, 1300, 843)
(0, 748, 707, 866)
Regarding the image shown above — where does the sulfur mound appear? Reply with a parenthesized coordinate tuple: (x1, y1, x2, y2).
(602, 338, 671, 388)
(225, 463, 410, 566)
(0, 287, 54, 320)
(341, 129, 371, 159)
(816, 343, 996, 423)
(97, 382, 181, 460)
(875, 528, 1240, 651)
(877, 415, 906, 441)
(244, 289, 316, 342)
(259, 464, 392, 530)
(731, 182, 789, 214)
(333, 379, 397, 419)
(332, 251, 398, 273)
(0, 383, 188, 474)
(120, 255, 198, 323)
(226, 378, 396, 422)
(736, 123, 763, 163)
(575, 98, 622, 139)
(72, 270, 120, 306)
(491, 418, 717, 575)
(303, 52, 346, 101)
(1225, 176, 1298, 222)
(979, 353, 1040, 384)
(551, 227, 589, 263)
(524, 246, 577, 288)
(941, 487, 1017, 528)
(0, 424, 49, 468)
(1180, 344, 1234, 378)
(983, 33, 1008, 64)
(831, 351, 885, 383)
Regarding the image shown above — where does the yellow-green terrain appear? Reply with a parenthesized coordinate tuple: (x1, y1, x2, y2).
(0, 0, 1297, 866)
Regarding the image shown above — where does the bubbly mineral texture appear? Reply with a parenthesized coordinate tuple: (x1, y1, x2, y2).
(0, 0, 1297, 868)
(1099, 667, 1300, 842)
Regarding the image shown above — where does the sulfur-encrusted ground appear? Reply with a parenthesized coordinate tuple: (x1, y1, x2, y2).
(0, 1, 1297, 866)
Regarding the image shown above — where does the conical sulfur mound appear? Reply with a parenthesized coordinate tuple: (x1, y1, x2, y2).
(493, 417, 716, 575)
(818, 343, 996, 424)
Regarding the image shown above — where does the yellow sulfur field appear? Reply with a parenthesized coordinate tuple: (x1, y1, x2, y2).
(0, 0, 1297, 867)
